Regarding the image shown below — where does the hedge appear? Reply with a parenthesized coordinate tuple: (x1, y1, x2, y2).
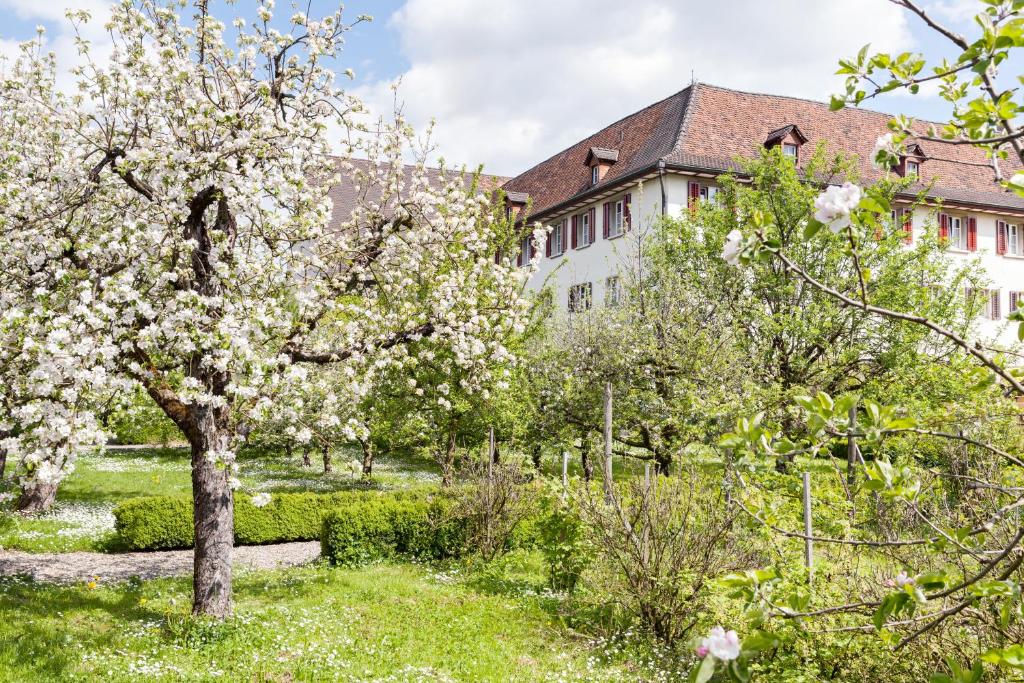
(320, 495, 468, 566)
(113, 488, 439, 551)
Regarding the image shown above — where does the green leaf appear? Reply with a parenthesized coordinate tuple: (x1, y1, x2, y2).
(690, 655, 716, 683)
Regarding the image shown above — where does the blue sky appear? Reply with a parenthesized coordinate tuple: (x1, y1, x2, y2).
(0, 0, 998, 176)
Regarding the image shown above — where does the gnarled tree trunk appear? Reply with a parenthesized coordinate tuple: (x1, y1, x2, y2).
(360, 439, 374, 478)
(580, 429, 594, 481)
(302, 444, 311, 467)
(189, 406, 234, 619)
(16, 479, 58, 513)
(321, 443, 332, 473)
(440, 425, 457, 488)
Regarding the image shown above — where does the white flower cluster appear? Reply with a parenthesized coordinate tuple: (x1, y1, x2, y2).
(813, 182, 862, 233)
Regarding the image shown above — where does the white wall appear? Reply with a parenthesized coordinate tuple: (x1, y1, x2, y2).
(524, 173, 1024, 347)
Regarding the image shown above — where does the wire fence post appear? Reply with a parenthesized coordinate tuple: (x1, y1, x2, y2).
(603, 381, 614, 503)
(802, 471, 814, 584)
(561, 450, 569, 498)
(847, 404, 858, 518)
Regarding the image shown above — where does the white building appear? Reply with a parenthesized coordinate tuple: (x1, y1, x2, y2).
(500, 83, 1024, 344)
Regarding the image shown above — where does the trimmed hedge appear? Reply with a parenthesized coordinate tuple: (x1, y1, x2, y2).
(113, 488, 439, 551)
(320, 495, 468, 566)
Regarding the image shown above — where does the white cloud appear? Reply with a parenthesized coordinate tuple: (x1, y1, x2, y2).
(927, 0, 980, 24)
(0, 0, 115, 91)
(353, 0, 917, 176)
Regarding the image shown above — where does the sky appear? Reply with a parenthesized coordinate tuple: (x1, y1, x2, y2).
(0, 0, 998, 177)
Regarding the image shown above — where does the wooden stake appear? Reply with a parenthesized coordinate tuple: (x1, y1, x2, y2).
(603, 381, 613, 502)
(561, 450, 569, 493)
(802, 471, 814, 583)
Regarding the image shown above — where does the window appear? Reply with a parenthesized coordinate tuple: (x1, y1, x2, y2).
(967, 288, 1001, 320)
(517, 234, 532, 267)
(948, 215, 966, 250)
(576, 211, 593, 247)
(782, 143, 799, 160)
(568, 282, 592, 313)
(905, 159, 920, 176)
(1010, 224, 1021, 256)
(591, 165, 600, 185)
(688, 182, 721, 208)
(608, 200, 624, 238)
(1011, 291, 1023, 313)
(549, 219, 565, 257)
(605, 276, 622, 306)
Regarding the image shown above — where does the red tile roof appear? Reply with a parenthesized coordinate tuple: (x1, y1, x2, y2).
(327, 157, 508, 228)
(502, 83, 1024, 219)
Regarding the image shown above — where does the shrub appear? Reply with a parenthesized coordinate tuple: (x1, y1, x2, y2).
(536, 494, 590, 594)
(320, 495, 468, 566)
(113, 488, 438, 551)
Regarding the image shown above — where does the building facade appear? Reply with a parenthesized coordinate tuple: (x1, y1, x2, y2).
(500, 83, 1024, 345)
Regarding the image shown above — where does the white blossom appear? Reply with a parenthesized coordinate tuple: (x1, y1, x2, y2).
(721, 229, 744, 266)
(813, 182, 862, 233)
(251, 492, 272, 508)
(701, 626, 741, 661)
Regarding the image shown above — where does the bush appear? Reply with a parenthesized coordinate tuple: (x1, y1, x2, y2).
(321, 495, 468, 566)
(113, 488, 439, 551)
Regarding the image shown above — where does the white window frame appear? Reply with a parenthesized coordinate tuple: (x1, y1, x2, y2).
(609, 200, 624, 238)
(698, 185, 720, 205)
(782, 142, 798, 160)
(519, 235, 532, 265)
(1009, 224, 1021, 256)
(568, 282, 592, 313)
(550, 220, 564, 256)
(905, 159, 920, 176)
(605, 276, 622, 306)
(591, 165, 600, 185)
(577, 212, 592, 247)
(949, 215, 966, 251)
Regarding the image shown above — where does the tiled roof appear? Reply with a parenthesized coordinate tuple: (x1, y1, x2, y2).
(502, 83, 1024, 219)
(326, 157, 509, 228)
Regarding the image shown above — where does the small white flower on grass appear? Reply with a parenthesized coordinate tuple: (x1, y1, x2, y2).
(348, 459, 363, 478)
(721, 229, 744, 266)
(251, 492, 272, 508)
(813, 182, 861, 233)
(700, 626, 741, 661)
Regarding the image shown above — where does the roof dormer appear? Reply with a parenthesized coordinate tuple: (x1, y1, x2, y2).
(897, 143, 926, 178)
(504, 190, 529, 220)
(585, 147, 619, 185)
(764, 124, 807, 162)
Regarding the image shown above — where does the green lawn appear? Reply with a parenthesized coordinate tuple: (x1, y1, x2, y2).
(0, 559, 661, 682)
(0, 446, 442, 553)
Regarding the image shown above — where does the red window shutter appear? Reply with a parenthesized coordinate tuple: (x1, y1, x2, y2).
(545, 228, 552, 257)
(602, 203, 610, 239)
(562, 220, 569, 252)
(939, 213, 949, 242)
(688, 181, 701, 209)
(997, 221, 1008, 255)
(516, 242, 523, 267)
(571, 215, 578, 249)
(992, 291, 1001, 320)
(1012, 291, 1020, 312)
(902, 209, 913, 244)
(967, 216, 978, 251)
(623, 193, 632, 230)
(588, 208, 596, 243)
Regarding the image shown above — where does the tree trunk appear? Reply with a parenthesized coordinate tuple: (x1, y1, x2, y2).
(360, 439, 374, 478)
(301, 444, 311, 468)
(321, 443, 332, 473)
(284, 441, 293, 460)
(0, 446, 6, 481)
(530, 444, 542, 472)
(441, 425, 457, 488)
(16, 479, 58, 513)
(190, 416, 234, 619)
(580, 430, 594, 481)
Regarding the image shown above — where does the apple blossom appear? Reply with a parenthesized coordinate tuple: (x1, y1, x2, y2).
(721, 229, 744, 266)
(872, 133, 899, 168)
(700, 626, 741, 661)
(251, 492, 272, 508)
(813, 182, 862, 233)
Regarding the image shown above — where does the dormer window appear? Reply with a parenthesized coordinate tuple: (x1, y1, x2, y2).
(764, 124, 807, 162)
(585, 147, 619, 186)
(905, 159, 920, 176)
(898, 143, 925, 178)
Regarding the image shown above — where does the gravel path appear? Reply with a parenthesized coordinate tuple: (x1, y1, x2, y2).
(0, 541, 321, 583)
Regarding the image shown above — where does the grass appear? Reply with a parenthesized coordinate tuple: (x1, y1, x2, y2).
(0, 446, 443, 553)
(0, 558, 661, 682)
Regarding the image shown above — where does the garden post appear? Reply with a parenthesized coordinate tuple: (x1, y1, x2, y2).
(847, 404, 857, 518)
(802, 471, 813, 583)
(561, 450, 569, 496)
(603, 381, 613, 502)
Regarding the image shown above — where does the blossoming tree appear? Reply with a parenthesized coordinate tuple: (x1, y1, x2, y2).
(0, 1, 531, 617)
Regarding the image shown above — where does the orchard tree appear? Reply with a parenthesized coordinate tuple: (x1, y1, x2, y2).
(0, 1, 531, 617)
